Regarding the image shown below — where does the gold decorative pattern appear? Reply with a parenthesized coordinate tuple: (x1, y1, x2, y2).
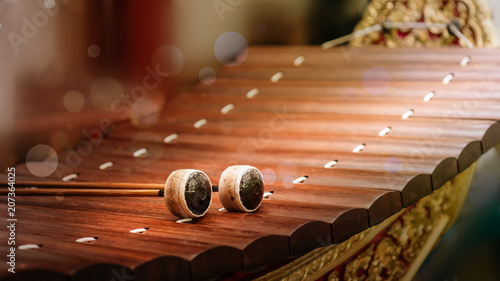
(256, 162, 477, 281)
(350, 0, 499, 47)
(328, 270, 340, 281)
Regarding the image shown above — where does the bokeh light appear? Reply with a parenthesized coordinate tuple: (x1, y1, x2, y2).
(151, 44, 184, 76)
(26, 144, 58, 177)
(63, 90, 85, 112)
(214, 31, 249, 67)
(362, 67, 391, 95)
(130, 98, 161, 128)
(199, 67, 216, 85)
(87, 45, 101, 58)
(282, 176, 294, 189)
(384, 157, 402, 174)
(90, 77, 123, 111)
(261, 168, 277, 185)
(43, 0, 56, 9)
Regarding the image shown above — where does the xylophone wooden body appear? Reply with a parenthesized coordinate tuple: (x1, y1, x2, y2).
(1, 46, 500, 281)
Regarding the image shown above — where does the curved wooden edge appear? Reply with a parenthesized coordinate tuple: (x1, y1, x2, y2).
(289, 221, 331, 256)
(242, 235, 289, 270)
(134, 256, 191, 281)
(332, 208, 369, 243)
(0, 269, 66, 281)
(367, 191, 402, 226)
(401, 174, 432, 207)
(71, 263, 135, 281)
(482, 121, 500, 153)
(431, 157, 458, 191)
(255, 163, 479, 281)
(190, 246, 242, 281)
(458, 140, 482, 172)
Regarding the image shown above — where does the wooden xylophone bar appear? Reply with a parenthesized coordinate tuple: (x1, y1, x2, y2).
(1, 46, 500, 281)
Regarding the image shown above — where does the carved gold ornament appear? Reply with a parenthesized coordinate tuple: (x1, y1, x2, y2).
(350, 0, 499, 47)
(257, 159, 478, 281)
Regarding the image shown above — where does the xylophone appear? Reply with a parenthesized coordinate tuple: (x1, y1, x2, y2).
(1, 46, 500, 281)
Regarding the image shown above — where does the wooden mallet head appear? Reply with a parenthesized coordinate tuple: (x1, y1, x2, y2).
(218, 165, 264, 213)
(164, 169, 213, 218)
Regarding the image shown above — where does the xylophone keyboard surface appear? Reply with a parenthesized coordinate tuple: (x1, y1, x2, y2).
(2, 46, 500, 281)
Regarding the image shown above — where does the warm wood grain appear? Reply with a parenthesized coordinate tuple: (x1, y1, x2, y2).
(240, 46, 500, 65)
(190, 79, 500, 101)
(3, 46, 500, 281)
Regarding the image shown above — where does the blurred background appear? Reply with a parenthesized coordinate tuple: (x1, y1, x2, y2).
(0, 0, 499, 280)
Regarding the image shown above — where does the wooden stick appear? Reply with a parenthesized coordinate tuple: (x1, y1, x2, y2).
(0, 188, 162, 197)
(0, 180, 164, 189)
(0, 181, 219, 192)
